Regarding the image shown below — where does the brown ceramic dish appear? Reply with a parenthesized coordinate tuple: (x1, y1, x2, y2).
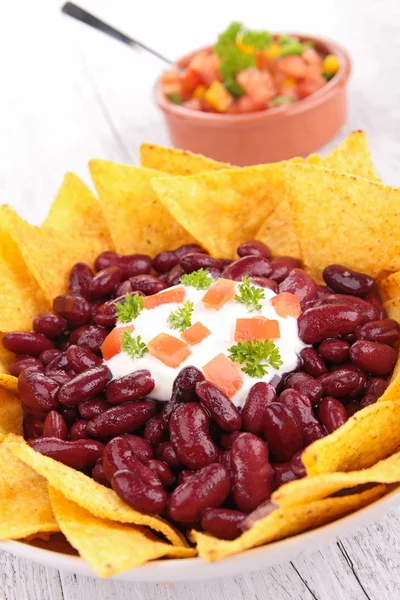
(154, 35, 351, 165)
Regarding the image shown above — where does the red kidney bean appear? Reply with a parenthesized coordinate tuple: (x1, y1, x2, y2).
(273, 463, 297, 488)
(9, 356, 43, 377)
(355, 319, 400, 346)
(29, 437, 104, 469)
(87, 400, 157, 437)
(89, 267, 122, 298)
(264, 404, 303, 462)
(179, 253, 219, 274)
(46, 370, 75, 386)
(112, 467, 167, 514)
(102, 435, 154, 481)
(160, 393, 182, 426)
(318, 339, 350, 363)
(298, 304, 363, 344)
(168, 463, 230, 523)
(157, 273, 170, 284)
(92, 299, 118, 329)
(241, 382, 276, 436)
(53, 295, 91, 327)
(33, 313, 67, 339)
(23, 414, 44, 440)
(346, 400, 360, 417)
(222, 256, 272, 281)
(323, 264, 374, 297)
(45, 351, 69, 373)
(3, 332, 55, 356)
(237, 240, 272, 259)
(350, 340, 397, 375)
(299, 348, 328, 377)
(279, 389, 324, 445)
(342, 333, 356, 344)
(144, 458, 175, 489)
(231, 433, 273, 513)
(278, 269, 317, 303)
(290, 450, 306, 478)
(365, 377, 388, 401)
(250, 277, 278, 293)
(178, 469, 196, 485)
(172, 366, 205, 403)
(167, 264, 185, 286)
(118, 254, 152, 278)
(220, 432, 246, 449)
(60, 405, 79, 424)
(153, 250, 179, 273)
(43, 411, 68, 440)
(69, 420, 89, 440)
(285, 372, 323, 406)
(156, 441, 182, 469)
(195, 381, 242, 432)
(57, 339, 71, 352)
(314, 294, 379, 324)
(318, 397, 348, 433)
(106, 370, 155, 405)
(66, 345, 102, 373)
(95, 251, 120, 271)
(92, 458, 110, 487)
(70, 325, 108, 355)
(316, 284, 331, 297)
(18, 369, 60, 412)
(144, 415, 168, 446)
(40, 349, 61, 366)
(129, 274, 167, 296)
(269, 257, 301, 283)
(221, 449, 232, 475)
(78, 397, 110, 420)
(364, 294, 387, 320)
(218, 258, 233, 270)
(113, 280, 133, 298)
(69, 262, 94, 299)
(58, 365, 112, 406)
(318, 367, 364, 398)
(175, 244, 207, 259)
(201, 508, 246, 540)
(169, 403, 219, 470)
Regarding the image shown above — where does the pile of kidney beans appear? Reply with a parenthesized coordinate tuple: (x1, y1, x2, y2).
(3, 240, 399, 541)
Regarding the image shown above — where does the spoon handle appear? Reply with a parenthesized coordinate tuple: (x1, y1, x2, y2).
(61, 3, 174, 66)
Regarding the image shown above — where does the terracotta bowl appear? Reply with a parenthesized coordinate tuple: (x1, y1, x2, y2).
(154, 35, 352, 165)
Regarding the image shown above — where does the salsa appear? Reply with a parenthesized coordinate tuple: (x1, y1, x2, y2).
(161, 22, 340, 114)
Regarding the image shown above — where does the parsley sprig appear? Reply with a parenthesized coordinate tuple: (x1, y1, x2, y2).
(228, 340, 283, 378)
(235, 277, 265, 312)
(167, 300, 194, 332)
(115, 293, 144, 323)
(121, 331, 148, 359)
(180, 269, 213, 290)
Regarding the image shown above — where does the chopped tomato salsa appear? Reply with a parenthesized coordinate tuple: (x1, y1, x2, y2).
(234, 317, 280, 342)
(271, 292, 301, 318)
(144, 286, 186, 310)
(101, 325, 134, 360)
(181, 321, 211, 345)
(203, 353, 243, 398)
(148, 333, 191, 368)
(202, 278, 236, 310)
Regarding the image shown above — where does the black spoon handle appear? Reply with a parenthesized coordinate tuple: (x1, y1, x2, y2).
(61, 2, 174, 66)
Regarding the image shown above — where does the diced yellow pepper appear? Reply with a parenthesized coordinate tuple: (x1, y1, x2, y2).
(236, 34, 255, 55)
(265, 42, 281, 60)
(192, 85, 207, 100)
(282, 77, 296, 88)
(323, 54, 340, 76)
(204, 81, 233, 112)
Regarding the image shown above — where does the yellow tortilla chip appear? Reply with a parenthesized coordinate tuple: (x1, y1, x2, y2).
(256, 197, 300, 259)
(302, 401, 400, 475)
(191, 485, 386, 562)
(0, 445, 59, 539)
(90, 160, 195, 255)
(3, 434, 188, 547)
(378, 271, 400, 303)
(286, 163, 400, 281)
(152, 165, 287, 259)
(0, 335, 14, 372)
(49, 487, 195, 578)
(273, 452, 400, 507)
(140, 143, 230, 175)
(321, 131, 380, 181)
(0, 373, 18, 393)
(377, 335, 400, 403)
(0, 389, 23, 441)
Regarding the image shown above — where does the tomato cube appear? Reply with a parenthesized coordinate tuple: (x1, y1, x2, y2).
(202, 278, 236, 310)
(182, 68, 203, 95)
(148, 333, 191, 368)
(181, 321, 211, 346)
(144, 286, 186, 310)
(234, 317, 280, 342)
(101, 325, 134, 360)
(271, 292, 301, 318)
(203, 353, 243, 399)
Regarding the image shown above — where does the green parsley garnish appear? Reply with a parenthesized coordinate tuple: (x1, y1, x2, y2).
(167, 300, 194, 332)
(242, 30, 272, 50)
(228, 339, 283, 378)
(214, 22, 243, 56)
(218, 46, 255, 80)
(223, 77, 245, 98)
(279, 41, 305, 57)
(235, 277, 265, 312)
(180, 268, 213, 290)
(121, 332, 149, 359)
(115, 293, 144, 323)
(167, 93, 182, 105)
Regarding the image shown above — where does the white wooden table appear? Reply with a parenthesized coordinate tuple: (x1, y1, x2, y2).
(1, 0, 400, 597)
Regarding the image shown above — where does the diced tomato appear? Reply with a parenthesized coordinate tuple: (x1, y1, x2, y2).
(190, 51, 221, 86)
(202, 278, 236, 310)
(162, 82, 182, 96)
(297, 76, 326, 99)
(271, 292, 301, 318)
(237, 67, 276, 106)
(101, 325, 134, 360)
(181, 321, 211, 346)
(234, 317, 280, 342)
(255, 51, 270, 70)
(161, 68, 182, 97)
(276, 56, 308, 79)
(144, 286, 186, 310)
(181, 68, 203, 96)
(203, 353, 243, 399)
(148, 333, 191, 368)
(235, 95, 262, 113)
(182, 99, 203, 111)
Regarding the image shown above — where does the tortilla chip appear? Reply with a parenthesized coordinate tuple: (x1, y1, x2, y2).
(191, 485, 386, 562)
(89, 160, 195, 255)
(321, 131, 380, 181)
(302, 400, 400, 475)
(49, 487, 195, 578)
(377, 272, 400, 303)
(273, 452, 400, 507)
(256, 197, 300, 258)
(0, 389, 23, 441)
(152, 165, 287, 258)
(3, 434, 188, 547)
(140, 143, 230, 175)
(0, 335, 14, 372)
(0, 445, 59, 539)
(0, 373, 18, 393)
(286, 164, 400, 281)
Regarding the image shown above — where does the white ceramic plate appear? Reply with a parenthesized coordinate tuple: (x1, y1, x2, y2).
(1, 487, 399, 581)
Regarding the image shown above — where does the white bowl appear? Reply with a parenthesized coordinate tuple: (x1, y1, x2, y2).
(1, 487, 399, 581)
